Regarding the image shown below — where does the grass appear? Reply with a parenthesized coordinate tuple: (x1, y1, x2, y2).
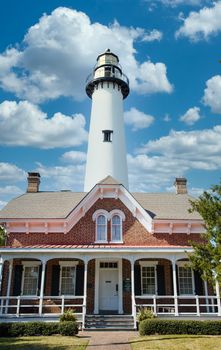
(0, 336, 88, 350)
(130, 334, 221, 350)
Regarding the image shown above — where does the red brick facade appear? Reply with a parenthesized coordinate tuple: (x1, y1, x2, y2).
(7, 198, 202, 248)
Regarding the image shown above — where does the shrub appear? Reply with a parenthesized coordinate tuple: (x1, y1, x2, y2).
(59, 321, 78, 336)
(137, 307, 156, 322)
(9, 323, 26, 337)
(41, 322, 59, 336)
(60, 309, 77, 322)
(139, 319, 221, 336)
(0, 322, 63, 337)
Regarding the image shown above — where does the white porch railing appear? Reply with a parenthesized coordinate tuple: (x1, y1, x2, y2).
(134, 294, 221, 326)
(0, 295, 85, 327)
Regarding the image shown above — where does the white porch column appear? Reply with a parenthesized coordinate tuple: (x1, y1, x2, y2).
(203, 280, 210, 313)
(83, 260, 88, 306)
(171, 259, 179, 316)
(5, 260, 13, 314)
(39, 261, 46, 316)
(82, 259, 88, 329)
(130, 258, 136, 328)
(0, 259, 4, 294)
(215, 279, 221, 316)
(0, 259, 4, 314)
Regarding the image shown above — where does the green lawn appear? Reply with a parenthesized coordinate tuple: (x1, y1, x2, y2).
(130, 334, 221, 350)
(0, 336, 88, 350)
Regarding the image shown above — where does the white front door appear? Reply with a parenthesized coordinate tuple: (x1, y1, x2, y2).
(99, 266, 119, 311)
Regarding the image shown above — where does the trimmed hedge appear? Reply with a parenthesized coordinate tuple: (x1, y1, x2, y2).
(59, 321, 78, 336)
(0, 321, 78, 337)
(139, 319, 221, 336)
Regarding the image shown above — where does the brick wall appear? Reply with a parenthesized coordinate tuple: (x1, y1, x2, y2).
(7, 198, 202, 248)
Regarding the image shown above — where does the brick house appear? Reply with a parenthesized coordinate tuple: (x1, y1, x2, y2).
(0, 50, 220, 328)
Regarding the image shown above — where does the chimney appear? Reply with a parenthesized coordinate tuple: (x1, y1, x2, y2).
(27, 172, 41, 193)
(174, 177, 187, 194)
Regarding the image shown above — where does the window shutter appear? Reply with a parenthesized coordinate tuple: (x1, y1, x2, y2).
(194, 271, 204, 295)
(134, 264, 141, 295)
(37, 264, 42, 295)
(13, 265, 23, 296)
(75, 265, 84, 296)
(157, 265, 165, 295)
(176, 265, 179, 295)
(51, 265, 60, 296)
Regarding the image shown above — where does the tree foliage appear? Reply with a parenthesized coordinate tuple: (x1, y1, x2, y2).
(0, 226, 6, 246)
(188, 181, 221, 285)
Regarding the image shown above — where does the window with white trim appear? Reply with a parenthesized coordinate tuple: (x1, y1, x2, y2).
(140, 262, 158, 295)
(178, 265, 194, 295)
(111, 214, 122, 241)
(96, 214, 107, 241)
(59, 262, 78, 295)
(22, 262, 40, 296)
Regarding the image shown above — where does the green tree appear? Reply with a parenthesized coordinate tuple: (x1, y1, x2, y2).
(188, 181, 221, 285)
(0, 226, 6, 246)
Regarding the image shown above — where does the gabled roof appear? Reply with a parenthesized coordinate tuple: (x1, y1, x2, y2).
(0, 192, 86, 219)
(133, 192, 202, 220)
(0, 188, 201, 221)
(98, 175, 121, 185)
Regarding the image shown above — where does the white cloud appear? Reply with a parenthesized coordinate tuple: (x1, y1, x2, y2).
(0, 7, 172, 102)
(133, 61, 173, 94)
(35, 162, 85, 191)
(128, 125, 221, 191)
(141, 29, 163, 42)
(0, 201, 7, 210)
(179, 106, 201, 125)
(0, 163, 25, 182)
(176, 1, 221, 41)
(124, 108, 154, 131)
(146, 0, 207, 8)
(163, 114, 171, 122)
(0, 100, 88, 148)
(203, 75, 221, 113)
(61, 151, 87, 163)
(0, 185, 23, 195)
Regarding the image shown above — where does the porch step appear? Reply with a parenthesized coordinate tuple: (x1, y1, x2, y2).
(85, 315, 135, 330)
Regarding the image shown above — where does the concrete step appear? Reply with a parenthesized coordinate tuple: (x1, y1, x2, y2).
(85, 314, 135, 330)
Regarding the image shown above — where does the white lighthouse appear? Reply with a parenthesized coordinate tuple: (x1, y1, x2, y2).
(84, 49, 129, 192)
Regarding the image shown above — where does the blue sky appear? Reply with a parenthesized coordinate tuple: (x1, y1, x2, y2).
(0, 0, 221, 207)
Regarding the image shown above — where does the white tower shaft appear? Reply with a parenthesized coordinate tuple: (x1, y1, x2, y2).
(84, 82, 128, 191)
(84, 49, 129, 192)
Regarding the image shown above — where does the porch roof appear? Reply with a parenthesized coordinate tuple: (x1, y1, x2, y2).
(1, 243, 191, 249)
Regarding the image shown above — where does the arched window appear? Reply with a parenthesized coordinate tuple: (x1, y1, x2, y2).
(111, 214, 122, 242)
(96, 214, 107, 242)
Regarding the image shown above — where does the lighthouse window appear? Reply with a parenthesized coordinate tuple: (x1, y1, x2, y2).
(102, 130, 113, 142)
(105, 66, 111, 77)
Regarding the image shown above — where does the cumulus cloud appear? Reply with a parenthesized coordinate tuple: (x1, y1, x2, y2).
(203, 75, 221, 113)
(128, 125, 221, 191)
(176, 1, 221, 40)
(124, 108, 155, 131)
(141, 29, 163, 42)
(0, 201, 7, 210)
(0, 185, 23, 195)
(179, 106, 201, 125)
(61, 151, 87, 163)
(0, 7, 172, 102)
(0, 163, 25, 182)
(0, 100, 88, 148)
(35, 162, 85, 191)
(145, 0, 207, 9)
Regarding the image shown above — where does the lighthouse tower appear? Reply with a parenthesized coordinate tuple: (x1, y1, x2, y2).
(84, 49, 129, 192)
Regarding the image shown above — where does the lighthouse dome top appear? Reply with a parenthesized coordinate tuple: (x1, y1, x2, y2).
(96, 49, 119, 65)
(86, 49, 129, 99)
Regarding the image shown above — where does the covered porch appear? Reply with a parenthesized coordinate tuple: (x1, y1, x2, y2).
(0, 247, 220, 329)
